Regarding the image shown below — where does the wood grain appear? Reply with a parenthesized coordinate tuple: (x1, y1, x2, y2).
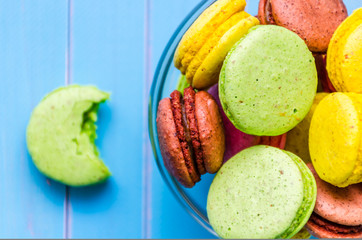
(0, 0, 67, 238)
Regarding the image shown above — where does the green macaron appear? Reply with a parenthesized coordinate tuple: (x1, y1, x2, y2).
(219, 25, 317, 136)
(207, 145, 316, 239)
(27, 85, 111, 186)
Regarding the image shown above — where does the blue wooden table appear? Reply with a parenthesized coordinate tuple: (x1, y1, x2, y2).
(0, 0, 217, 238)
(0, 0, 360, 238)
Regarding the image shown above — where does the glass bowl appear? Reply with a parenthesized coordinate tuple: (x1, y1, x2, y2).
(149, 0, 360, 237)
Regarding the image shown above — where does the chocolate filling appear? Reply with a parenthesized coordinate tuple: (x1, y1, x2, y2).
(313, 53, 336, 92)
(264, 0, 276, 24)
(183, 87, 206, 175)
(170, 90, 200, 184)
(310, 213, 362, 235)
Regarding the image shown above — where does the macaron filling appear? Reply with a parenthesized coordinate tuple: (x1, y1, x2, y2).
(309, 213, 362, 235)
(170, 90, 200, 183)
(81, 102, 100, 155)
(259, 0, 275, 24)
(183, 87, 206, 174)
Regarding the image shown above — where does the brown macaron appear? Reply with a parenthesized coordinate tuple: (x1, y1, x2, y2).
(258, 0, 348, 52)
(156, 86, 225, 188)
(306, 163, 362, 238)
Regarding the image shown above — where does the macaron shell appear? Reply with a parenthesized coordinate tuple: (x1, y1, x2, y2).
(309, 92, 362, 187)
(327, 8, 362, 93)
(283, 150, 317, 238)
(156, 98, 195, 188)
(285, 93, 328, 163)
(26, 85, 111, 186)
(269, 0, 347, 52)
(195, 91, 225, 173)
(307, 163, 362, 226)
(208, 84, 285, 162)
(307, 218, 362, 238)
(174, 0, 246, 71)
(185, 11, 251, 84)
(207, 146, 313, 239)
(219, 25, 317, 136)
(291, 227, 311, 239)
(207, 84, 259, 161)
(191, 14, 259, 89)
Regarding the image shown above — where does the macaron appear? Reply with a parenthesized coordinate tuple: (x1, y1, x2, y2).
(26, 85, 111, 186)
(306, 163, 362, 238)
(258, 0, 347, 52)
(327, 8, 362, 93)
(291, 227, 311, 239)
(207, 145, 317, 239)
(313, 54, 337, 93)
(285, 93, 328, 163)
(309, 92, 362, 187)
(219, 25, 317, 136)
(174, 0, 259, 89)
(156, 86, 225, 188)
(208, 83, 286, 162)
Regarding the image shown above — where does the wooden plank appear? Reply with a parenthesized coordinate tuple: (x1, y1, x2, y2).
(68, 0, 145, 238)
(148, 0, 216, 238)
(0, 0, 67, 238)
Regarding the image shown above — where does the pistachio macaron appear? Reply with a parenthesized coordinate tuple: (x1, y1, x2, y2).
(26, 85, 111, 186)
(174, 0, 259, 89)
(207, 145, 316, 239)
(219, 25, 317, 136)
(156, 87, 225, 188)
(208, 83, 286, 162)
(309, 92, 362, 187)
(327, 8, 362, 93)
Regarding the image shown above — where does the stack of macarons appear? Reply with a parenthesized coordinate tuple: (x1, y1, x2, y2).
(174, 0, 259, 89)
(156, 0, 362, 238)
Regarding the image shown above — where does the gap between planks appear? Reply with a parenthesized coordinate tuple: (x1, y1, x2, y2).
(62, 0, 153, 237)
(64, 0, 73, 238)
(142, 0, 153, 238)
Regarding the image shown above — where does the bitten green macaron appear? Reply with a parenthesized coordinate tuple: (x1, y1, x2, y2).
(219, 25, 317, 136)
(27, 85, 111, 186)
(207, 145, 316, 239)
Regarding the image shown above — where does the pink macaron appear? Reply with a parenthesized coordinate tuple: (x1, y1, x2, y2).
(306, 163, 362, 238)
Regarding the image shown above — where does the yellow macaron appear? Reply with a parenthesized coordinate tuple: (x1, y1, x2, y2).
(174, 0, 259, 89)
(285, 93, 328, 163)
(309, 92, 362, 187)
(327, 8, 362, 93)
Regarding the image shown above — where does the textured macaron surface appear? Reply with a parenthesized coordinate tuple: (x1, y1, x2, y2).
(219, 25, 317, 136)
(327, 8, 362, 93)
(207, 145, 316, 239)
(26, 85, 111, 186)
(264, 0, 348, 52)
(309, 92, 362, 187)
(308, 163, 362, 226)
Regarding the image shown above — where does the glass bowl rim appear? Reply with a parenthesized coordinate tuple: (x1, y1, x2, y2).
(148, 0, 218, 236)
